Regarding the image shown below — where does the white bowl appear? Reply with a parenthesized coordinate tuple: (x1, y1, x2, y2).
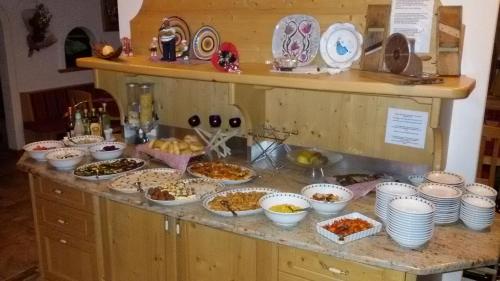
(89, 142, 126, 160)
(464, 183, 498, 201)
(46, 148, 85, 170)
(424, 171, 465, 186)
(259, 193, 310, 228)
(23, 140, 64, 161)
(301, 184, 353, 215)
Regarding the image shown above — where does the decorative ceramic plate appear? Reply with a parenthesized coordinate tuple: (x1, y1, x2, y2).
(159, 16, 191, 53)
(109, 168, 183, 194)
(145, 178, 222, 206)
(187, 162, 256, 185)
(192, 26, 220, 60)
(320, 23, 363, 69)
(272, 14, 320, 66)
(73, 158, 146, 181)
(202, 187, 278, 217)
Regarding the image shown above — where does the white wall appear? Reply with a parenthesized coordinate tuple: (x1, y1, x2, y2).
(442, 0, 500, 181)
(117, 0, 142, 39)
(117, 0, 499, 182)
(0, 0, 120, 149)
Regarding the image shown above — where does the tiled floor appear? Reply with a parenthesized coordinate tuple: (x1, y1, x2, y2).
(0, 150, 39, 281)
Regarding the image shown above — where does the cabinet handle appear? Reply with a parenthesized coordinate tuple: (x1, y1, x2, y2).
(327, 267, 349, 275)
(53, 188, 63, 195)
(59, 239, 67, 244)
(176, 223, 180, 235)
(57, 218, 66, 225)
(319, 261, 349, 276)
(165, 218, 169, 232)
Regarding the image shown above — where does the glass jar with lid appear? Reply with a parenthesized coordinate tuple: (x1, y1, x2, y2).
(139, 83, 154, 128)
(126, 82, 140, 127)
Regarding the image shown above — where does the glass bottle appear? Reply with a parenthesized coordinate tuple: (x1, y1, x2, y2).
(82, 108, 91, 135)
(126, 83, 140, 127)
(73, 110, 84, 136)
(66, 106, 74, 138)
(101, 103, 111, 130)
(89, 108, 102, 136)
(98, 107, 104, 137)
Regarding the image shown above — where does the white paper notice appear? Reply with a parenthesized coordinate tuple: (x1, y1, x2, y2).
(385, 108, 429, 149)
(390, 0, 435, 53)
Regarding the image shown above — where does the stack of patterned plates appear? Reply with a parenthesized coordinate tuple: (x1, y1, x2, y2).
(464, 183, 498, 201)
(418, 183, 463, 224)
(375, 182, 417, 221)
(460, 194, 496, 231)
(386, 195, 435, 249)
(424, 171, 465, 189)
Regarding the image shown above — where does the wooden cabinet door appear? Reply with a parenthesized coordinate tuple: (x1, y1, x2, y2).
(39, 227, 97, 281)
(100, 199, 172, 281)
(177, 221, 278, 281)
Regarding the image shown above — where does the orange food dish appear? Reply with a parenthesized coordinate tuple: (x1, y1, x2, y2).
(323, 218, 373, 237)
(189, 162, 251, 180)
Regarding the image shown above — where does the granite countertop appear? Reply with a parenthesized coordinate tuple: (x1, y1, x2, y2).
(17, 151, 500, 275)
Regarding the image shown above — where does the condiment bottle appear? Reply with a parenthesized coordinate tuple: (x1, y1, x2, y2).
(89, 108, 102, 136)
(101, 103, 111, 130)
(82, 108, 91, 135)
(73, 111, 84, 136)
(66, 106, 74, 138)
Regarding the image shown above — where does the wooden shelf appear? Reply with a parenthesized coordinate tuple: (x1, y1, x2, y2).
(77, 56, 475, 99)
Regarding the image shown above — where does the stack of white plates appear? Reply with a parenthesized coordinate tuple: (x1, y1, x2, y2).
(386, 195, 435, 249)
(464, 183, 498, 201)
(424, 171, 465, 189)
(375, 182, 417, 221)
(418, 183, 463, 224)
(460, 194, 496, 231)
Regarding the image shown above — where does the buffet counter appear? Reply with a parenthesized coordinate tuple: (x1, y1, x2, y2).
(17, 148, 500, 280)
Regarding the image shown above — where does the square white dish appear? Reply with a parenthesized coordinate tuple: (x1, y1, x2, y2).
(316, 212, 382, 244)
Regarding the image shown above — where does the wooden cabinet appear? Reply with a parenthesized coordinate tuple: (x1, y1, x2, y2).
(30, 175, 101, 281)
(38, 227, 98, 281)
(29, 174, 415, 281)
(278, 247, 411, 281)
(99, 199, 176, 281)
(177, 221, 278, 281)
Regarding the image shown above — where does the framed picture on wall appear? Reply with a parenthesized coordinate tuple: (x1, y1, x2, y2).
(101, 0, 119, 31)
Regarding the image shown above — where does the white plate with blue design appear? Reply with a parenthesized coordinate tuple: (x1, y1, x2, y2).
(320, 23, 363, 69)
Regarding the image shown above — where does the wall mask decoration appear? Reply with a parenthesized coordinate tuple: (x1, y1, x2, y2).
(22, 4, 57, 57)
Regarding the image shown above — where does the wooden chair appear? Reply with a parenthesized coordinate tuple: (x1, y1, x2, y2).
(67, 89, 93, 111)
(476, 124, 500, 187)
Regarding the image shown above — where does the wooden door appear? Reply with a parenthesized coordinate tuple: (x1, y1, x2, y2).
(177, 221, 278, 281)
(100, 199, 172, 281)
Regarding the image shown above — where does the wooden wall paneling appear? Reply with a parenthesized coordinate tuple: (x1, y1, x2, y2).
(100, 199, 167, 281)
(264, 88, 434, 165)
(229, 84, 267, 137)
(95, 70, 244, 133)
(157, 78, 243, 132)
(360, 5, 391, 71)
(437, 6, 463, 76)
(131, 0, 394, 60)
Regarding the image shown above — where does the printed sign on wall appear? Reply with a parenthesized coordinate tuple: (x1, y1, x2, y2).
(385, 108, 429, 149)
